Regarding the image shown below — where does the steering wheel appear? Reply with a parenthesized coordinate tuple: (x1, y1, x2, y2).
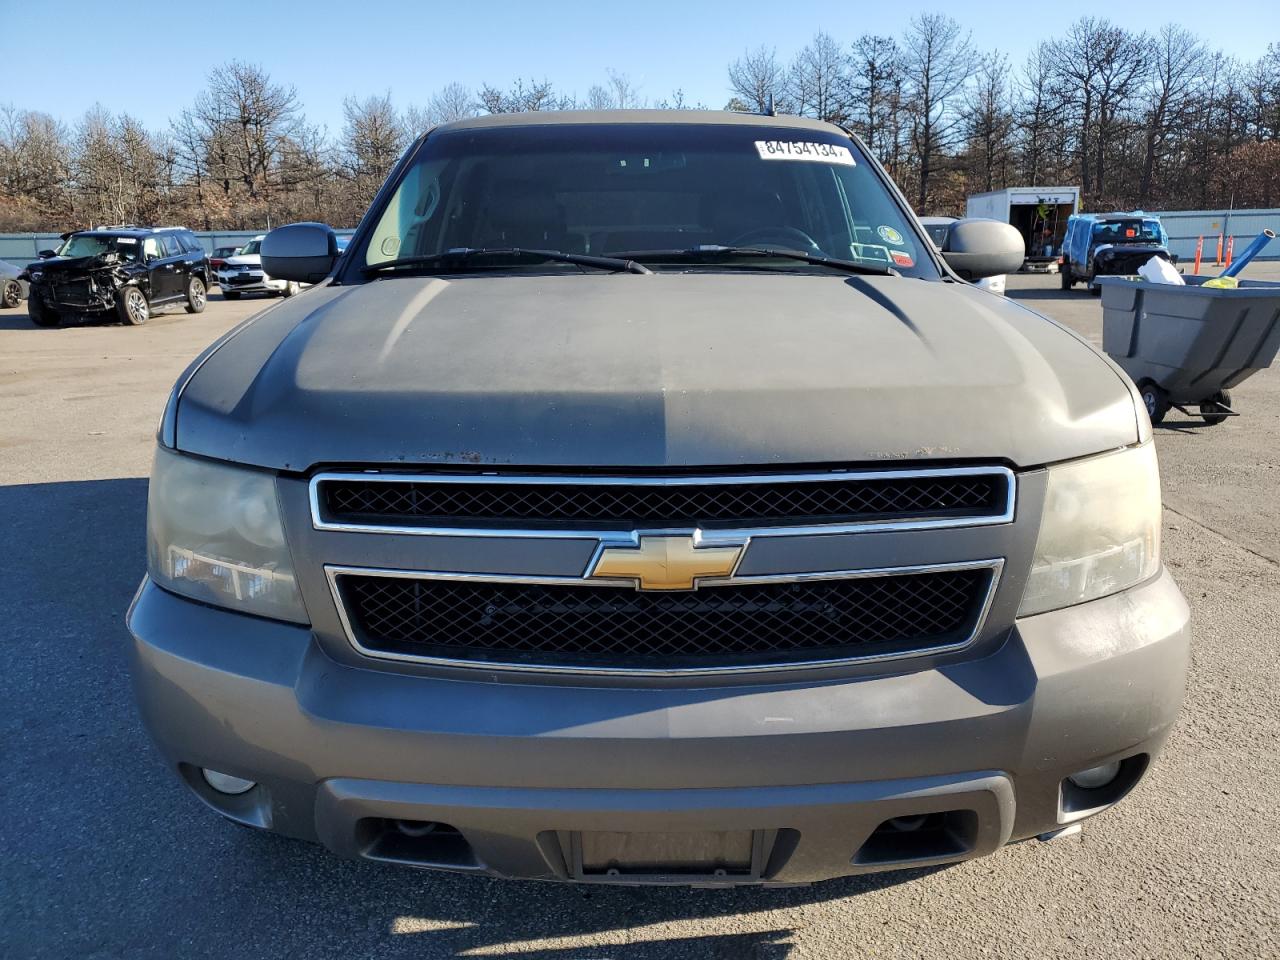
(727, 226, 824, 255)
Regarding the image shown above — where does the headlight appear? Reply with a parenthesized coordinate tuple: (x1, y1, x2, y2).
(146, 446, 307, 622)
(1019, 443, 1162, 617)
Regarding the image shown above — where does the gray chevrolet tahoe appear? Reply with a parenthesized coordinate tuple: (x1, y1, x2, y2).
(127, 111, 1189, 885)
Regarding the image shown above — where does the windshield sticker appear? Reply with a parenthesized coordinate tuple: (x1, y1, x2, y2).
(754, 141, 855, 165)
(876, 225, 905, 246)
(891, 250, 914, 267)
(115, 237, 138, 244)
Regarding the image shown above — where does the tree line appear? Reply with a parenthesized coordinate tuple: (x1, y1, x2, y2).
(1, 15, 1278, 234)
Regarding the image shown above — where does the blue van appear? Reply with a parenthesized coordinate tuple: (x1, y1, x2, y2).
(1061, 213, 1172, 293)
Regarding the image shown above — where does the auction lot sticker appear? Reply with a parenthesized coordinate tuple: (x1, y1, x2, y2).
(755, 141, 855, 165)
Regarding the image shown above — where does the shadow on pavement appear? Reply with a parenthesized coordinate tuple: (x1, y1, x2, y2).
(2, 476, 946, 960)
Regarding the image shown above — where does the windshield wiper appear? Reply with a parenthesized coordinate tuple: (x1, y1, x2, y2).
(613, 245, 896, 277)
(363, 247, 652, 276)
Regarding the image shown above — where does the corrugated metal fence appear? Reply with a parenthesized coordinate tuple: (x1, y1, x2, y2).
(0, 229, 355, 262)
(1149, 208, 1280, 262)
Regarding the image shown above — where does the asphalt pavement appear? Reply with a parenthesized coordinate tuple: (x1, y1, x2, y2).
(1, 270, 1277, 959)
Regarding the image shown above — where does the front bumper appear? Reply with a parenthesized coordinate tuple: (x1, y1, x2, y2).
(216, 272, 282, 293)
(30, 282, 117, 314)
(127, 569, 1189, 884)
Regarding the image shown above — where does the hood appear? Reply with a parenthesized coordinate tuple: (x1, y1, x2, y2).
(222, 254, 261, 268)
(30, 253, 127, 275)
(175, 273, 1141, 472)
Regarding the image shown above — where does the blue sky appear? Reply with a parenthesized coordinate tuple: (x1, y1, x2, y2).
(3, 0, 1274, 134)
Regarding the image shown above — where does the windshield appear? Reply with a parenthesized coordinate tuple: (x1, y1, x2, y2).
(359, 123, 935, 278)
(56, 233, 141, 262)
(238, 240, 262, 256)
(1092, 219, 1162, 244)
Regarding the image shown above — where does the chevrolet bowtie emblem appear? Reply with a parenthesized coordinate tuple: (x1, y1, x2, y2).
(588, 535, 744, 591)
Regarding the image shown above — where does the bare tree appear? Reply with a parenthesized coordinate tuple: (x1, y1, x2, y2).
(0, 105, 72, 230)
(901, 14, 974, 207)
(727, 45, 789, 113)
(479, 78, 572, 113)
(71, 107, 166, 227)
(966, 53, 1014, 194)
(1050, 19, 1148, 200)
(1242, 43, 1280, 141)
(1013, 43, 1066, 186)
(406, 82, 478, 131)
(191, 61, 302, 215)
(654, 89, 705, 110)
(786, 32, 851, 123)
(340, 92, 406, 214)
(848, 35, 901, 161)
(1138, 25, 1204, 206)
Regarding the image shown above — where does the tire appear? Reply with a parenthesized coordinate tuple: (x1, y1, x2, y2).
(1200, 389, 1232, 427)
(1140, 382, 1169, 425)
(1088, 282, 1101, 297)
(223, 290, 241, 300)
(116, 286, 150, 325)
(2, 279, 20, 308)
(185, 276, 207, 314)
(28, 296, 59, 327)
(281, 280, 300, 298)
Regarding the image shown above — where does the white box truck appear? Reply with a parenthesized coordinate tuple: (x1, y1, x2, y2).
(966, 187, 1080, 271)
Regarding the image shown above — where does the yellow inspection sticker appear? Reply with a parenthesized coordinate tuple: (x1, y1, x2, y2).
(754, 141, 855, 165)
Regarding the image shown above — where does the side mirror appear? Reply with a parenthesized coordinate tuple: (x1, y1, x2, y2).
(939, 219, 1025, 280)
(261, 222, 339, 284)
(38, 249, 56, 259)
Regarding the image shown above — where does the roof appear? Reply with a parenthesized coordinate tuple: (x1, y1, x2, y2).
(1069, 212, 1161, 222)
(435, 109, 844, 135)
(78, 225, 189, 236)
(967, 185, 1080, 199)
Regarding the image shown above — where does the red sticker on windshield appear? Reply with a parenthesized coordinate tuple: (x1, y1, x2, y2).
(891, 251, 914, 267)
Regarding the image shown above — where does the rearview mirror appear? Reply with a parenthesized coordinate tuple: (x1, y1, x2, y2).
(261, 222, 339, 284)
(939, 219, 1025, 280)
(38, 249, 56, 259)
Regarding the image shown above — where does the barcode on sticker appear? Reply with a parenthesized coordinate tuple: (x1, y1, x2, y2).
(754, 141, 855, 165)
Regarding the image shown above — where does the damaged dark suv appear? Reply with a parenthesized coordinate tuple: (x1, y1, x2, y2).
(26, 226, 210, 326)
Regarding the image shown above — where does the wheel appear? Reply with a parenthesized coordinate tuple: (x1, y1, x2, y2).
(1140, 383, 1169, 425)
(222, 290, 241, 300)
(1088, 282, 1101, 297)
(185, 276, 207, 314)
(28, 296, 59, 327)
(1199, 389, 1232, 426)
(1060, 268, 1072, 290)
(2, 279, 20, 308)
(116, 286, 150, 325)
(281, 280, 300, 298)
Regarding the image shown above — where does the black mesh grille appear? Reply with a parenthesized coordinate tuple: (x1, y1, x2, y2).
(320, 472, 1006, 528)
(338, 569, 989, 669)
(52, 279, 94, 305)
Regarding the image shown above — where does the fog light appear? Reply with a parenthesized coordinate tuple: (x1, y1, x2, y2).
(1068, 762, 1122, 790)
(201, 768, 256, 795)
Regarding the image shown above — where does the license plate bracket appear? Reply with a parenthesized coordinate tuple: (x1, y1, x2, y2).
(569, 829, 769, 883)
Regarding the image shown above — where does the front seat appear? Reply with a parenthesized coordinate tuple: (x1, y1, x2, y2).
(479, 181, 575, 252)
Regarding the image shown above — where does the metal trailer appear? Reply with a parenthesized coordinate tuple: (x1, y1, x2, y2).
(965, 187, 1081, 270)
(1098, 275, 1280, 426)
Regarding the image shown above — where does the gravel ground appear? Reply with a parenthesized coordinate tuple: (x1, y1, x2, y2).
(1, 267, 1277, 960)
